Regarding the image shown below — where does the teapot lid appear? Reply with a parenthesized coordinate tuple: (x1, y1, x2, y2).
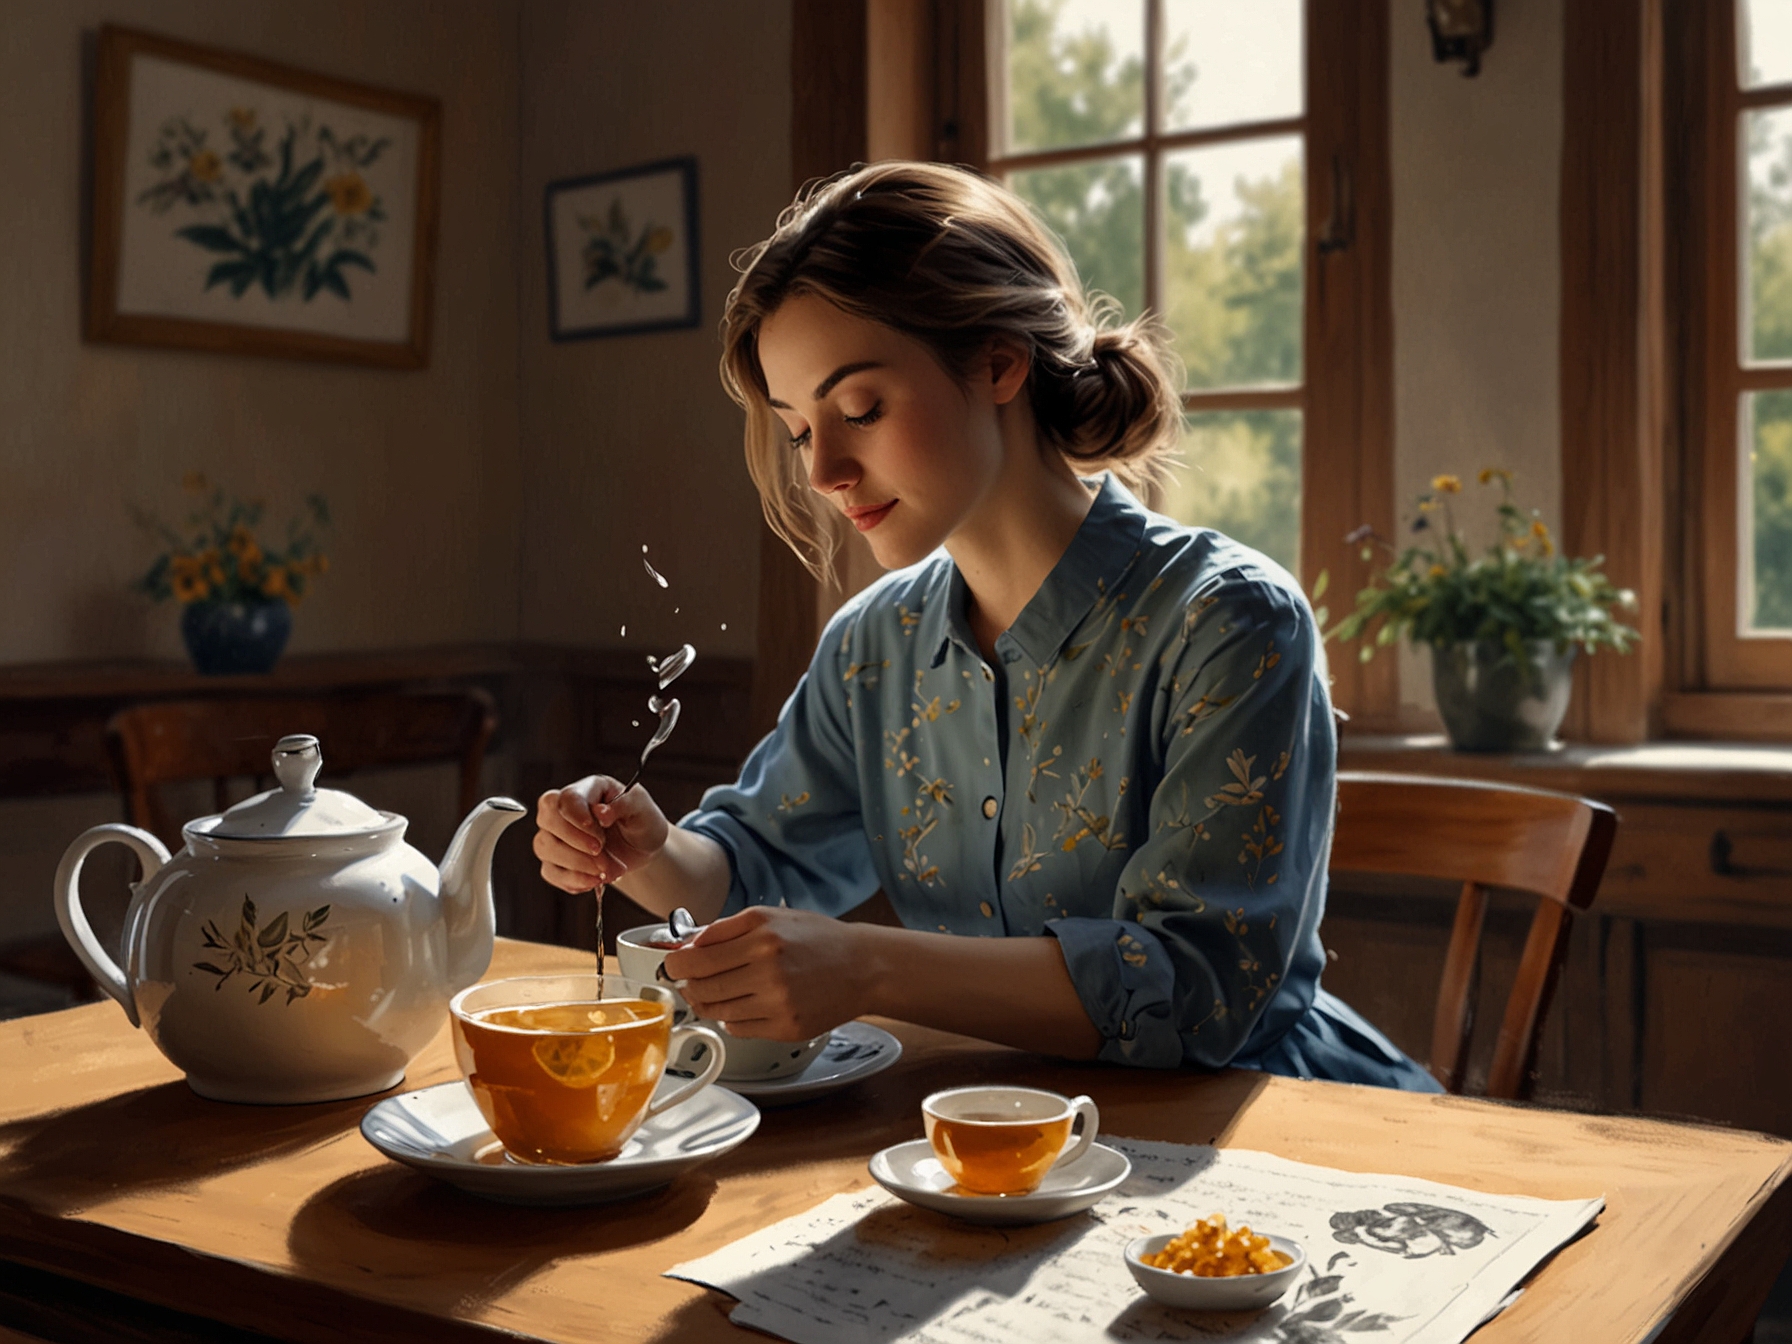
(197, 736, 391, 839)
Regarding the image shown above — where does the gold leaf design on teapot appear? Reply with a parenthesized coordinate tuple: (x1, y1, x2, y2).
(193, 895, 332, 1006)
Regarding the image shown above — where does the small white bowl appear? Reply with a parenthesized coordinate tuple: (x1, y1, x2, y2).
(1123, 1232, 1305, 1311)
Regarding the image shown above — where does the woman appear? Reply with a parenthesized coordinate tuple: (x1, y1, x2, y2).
(534, 161, 1436, 1089)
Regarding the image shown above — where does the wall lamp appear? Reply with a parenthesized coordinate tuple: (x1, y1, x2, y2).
(1427, 0, 1494, 77)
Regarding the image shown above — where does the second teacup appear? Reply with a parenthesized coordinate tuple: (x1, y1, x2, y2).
(616, 923, 831, 1081)
(922, 1085, 1099, 1195)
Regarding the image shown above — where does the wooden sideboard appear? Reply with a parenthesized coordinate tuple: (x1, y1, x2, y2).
(0, 643, 759, 988)
(1330, 733, 1792, 1138)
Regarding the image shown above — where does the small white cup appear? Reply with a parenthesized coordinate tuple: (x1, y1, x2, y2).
(616, 923, 831, 1081)
(922, 1085, 1099, 1195)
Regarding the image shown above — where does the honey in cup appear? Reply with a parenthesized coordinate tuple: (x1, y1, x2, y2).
(450, 975, 724, 1165)
(922, 1085, 1099, 1195)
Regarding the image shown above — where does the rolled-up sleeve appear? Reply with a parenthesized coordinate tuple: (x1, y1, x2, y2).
(680, 604, 881, 918)
(1048, 579, 1332, 1069)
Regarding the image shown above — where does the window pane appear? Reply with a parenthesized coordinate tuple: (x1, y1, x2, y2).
(1741, 0, 1792, 88)
(1008, 156, 1145, 317)
(1747, 107, 1792, 363)
(1001, 0, 1144, 155)
(1163, 0, 1302, 134)
(1164, 136, 1304, 390)
(1159, 411, 1302, 573)
(1744, 390, 1792, 632)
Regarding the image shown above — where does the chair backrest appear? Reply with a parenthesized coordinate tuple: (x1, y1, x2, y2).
(105, 689, 497, 847)
(1331, 770, 1617, 1101)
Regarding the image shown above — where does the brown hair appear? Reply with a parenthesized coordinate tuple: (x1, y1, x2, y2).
(719, 161, 1184, 578)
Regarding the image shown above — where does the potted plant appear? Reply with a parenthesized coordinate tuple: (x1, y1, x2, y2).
(1327, 470, 1638, 752)
(134, 474, 331, 675)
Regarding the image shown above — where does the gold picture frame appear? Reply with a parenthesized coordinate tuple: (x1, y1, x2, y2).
(87, 26, 440, 368)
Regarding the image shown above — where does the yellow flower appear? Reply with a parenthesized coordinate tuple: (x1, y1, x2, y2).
(201, 548, 225, 586)
(1431, 474, 1462, 495)
(263, 566, 292, 602)
(1532, 519, 1555, 557)
(228, 107, 256, 131)
(1478, 467, 1513, 486)
(236, 555, 261, 585)
(171, 567, 209, 603)
(188, 150, 222, 183)
(226, 524, 262, 566)
(644, 226, 674, 254)
(1428, 564, 1447, 579)
(307, 553, 330, 575)
(325, 172, 372, 215)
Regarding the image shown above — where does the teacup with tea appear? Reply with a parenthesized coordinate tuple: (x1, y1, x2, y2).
(922, 1085, 1099, 1195)
(449, 974, 723, 1165)
(617, 922, 831, 1082)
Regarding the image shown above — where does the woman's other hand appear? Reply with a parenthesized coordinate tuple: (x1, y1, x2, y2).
(533, 775, 670, 894)
(664, 907, 865, 1041)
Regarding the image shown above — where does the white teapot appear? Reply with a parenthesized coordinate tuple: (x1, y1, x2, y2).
(54, 734, 526, 1104)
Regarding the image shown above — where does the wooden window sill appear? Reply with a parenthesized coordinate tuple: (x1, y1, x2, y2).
(1338, 731, 1792, 805)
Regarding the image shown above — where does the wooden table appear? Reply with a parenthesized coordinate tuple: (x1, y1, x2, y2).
(1, 939, 1788, 1344)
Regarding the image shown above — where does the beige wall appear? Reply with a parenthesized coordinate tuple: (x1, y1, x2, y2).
(515, 1, 791, 661)
(1389, 0, 1565, 715)
(0, 1, 524, 665)
(0, 1, 793, 952)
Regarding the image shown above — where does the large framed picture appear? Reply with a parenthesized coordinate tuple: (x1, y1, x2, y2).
(545, 157, 700, 341)
(87, 26, 440, 368)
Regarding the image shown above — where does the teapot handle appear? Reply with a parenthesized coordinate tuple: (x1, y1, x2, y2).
(54, 824, 170, 1028)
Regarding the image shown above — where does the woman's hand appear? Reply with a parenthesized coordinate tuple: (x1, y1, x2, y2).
(664, 907, 867, 1041)
(533, 775, 670, 894)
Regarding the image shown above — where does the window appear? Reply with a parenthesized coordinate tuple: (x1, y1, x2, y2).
(978, 0, 1397, 726)
(1692, 0, 1792, 689)
(989, 0, 1306, 571)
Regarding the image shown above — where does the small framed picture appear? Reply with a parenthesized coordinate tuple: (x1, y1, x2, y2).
(545, 157, 700, 341)
(87, 26, 440, 368)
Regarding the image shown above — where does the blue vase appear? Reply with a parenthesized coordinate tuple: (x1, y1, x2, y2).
(180, 600, 293, 675)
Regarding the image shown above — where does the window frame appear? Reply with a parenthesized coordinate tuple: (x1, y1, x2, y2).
(1690, 0, 1792, 691)
(977, 0, 1398, 724)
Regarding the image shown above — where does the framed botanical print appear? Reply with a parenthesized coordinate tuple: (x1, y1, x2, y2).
(545, 157, 700, 341)
(87, 26, 440, 368)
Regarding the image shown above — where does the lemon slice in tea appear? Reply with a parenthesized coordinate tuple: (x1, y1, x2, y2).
(532, 1034, 617, 1087)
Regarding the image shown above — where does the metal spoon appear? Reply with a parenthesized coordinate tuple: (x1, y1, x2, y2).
(668, 906, 699, 941)
(617, 694, 680, 796)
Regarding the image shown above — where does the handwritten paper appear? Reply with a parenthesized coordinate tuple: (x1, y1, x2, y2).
(666, 1140, 1602, 1344)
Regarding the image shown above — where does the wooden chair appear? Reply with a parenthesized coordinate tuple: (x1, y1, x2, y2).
(1331, 770, 1618, 1101)
(104, 688, 498, 848)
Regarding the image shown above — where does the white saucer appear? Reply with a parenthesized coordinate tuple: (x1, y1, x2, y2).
(722, 1021, 902, 1105)
(360, 1077, 759, 1206)
(868, 1139, 1132, 1225)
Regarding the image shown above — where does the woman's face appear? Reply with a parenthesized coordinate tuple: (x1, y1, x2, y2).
(757, 293, 1017, 571)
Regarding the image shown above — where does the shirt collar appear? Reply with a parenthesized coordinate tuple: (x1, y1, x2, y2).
(923, 473, 1149, 669)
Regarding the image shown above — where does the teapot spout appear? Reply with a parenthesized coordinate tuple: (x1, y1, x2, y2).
(439, 797, 528, 990)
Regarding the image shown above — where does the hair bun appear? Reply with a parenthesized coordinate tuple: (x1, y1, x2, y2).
(1054, 320, 1184, 490)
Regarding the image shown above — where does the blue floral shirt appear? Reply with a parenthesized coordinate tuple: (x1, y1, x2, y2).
(684, 476, 1435, 1087)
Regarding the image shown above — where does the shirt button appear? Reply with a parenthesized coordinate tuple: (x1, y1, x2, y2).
(979, 901, 995, 918)
(982, 796, 998, 819)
